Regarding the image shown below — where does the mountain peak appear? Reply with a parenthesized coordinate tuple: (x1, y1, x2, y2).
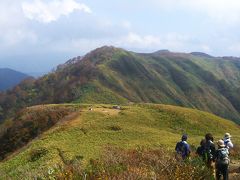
(190, 52, 213, 58)
(83, 46, 125, 64)
(152, 49, 170, 55)
(86, 46, 122, 56)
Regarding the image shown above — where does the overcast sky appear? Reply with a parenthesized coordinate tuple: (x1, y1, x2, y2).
(1, 0, 240, 74)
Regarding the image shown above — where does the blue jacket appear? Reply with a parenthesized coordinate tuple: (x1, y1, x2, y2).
(175, 141, 191, 159)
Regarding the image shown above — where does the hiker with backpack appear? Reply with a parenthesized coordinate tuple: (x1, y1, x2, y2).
(175, 134, 191, 160)
(215, 139, 230, 180)
(203, 133, 216, 177)
(223, 133, 233, 150)
(196, 139, 206, 157)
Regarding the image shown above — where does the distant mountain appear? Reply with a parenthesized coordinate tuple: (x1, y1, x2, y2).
(0, 46, 240, 123)
(0, 68, 30, 91)
(190, 52, 213, 58)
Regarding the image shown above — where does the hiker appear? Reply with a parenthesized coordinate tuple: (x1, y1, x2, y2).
(196, 139, 206, 157)
(175, 134, 191, 160)
(215, 139, 230, 180)
(223, 133, 233, 150)
(203, 133, 216, 172)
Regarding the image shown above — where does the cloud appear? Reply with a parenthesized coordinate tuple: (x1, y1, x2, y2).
(186, 0, 240, 24)
(151, 0, 240, 24)
(0, 1, 38, 48)
(56, 32, 197, 54)
(22, 0, 91, 23)
(228, 43, 240, 53)
(200, 45, 211, 53)
(114, 32, 193, 52)
(124, 32, 161, 46)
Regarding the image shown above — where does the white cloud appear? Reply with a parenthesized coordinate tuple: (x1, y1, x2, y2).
(121, 20, 132, 29)
(54, 31, 200, 55)
(152, 0, 240, 24)
(124, 32, 161, 45)
(228, 43, 240, 53)
(186, 0, 240, 24)
(0, 1, 38, 48)
(113, 32, 193, 52)
(22, 0, 91, 23)
(200, 44, 211, 53)
(2, 29, 37, 47)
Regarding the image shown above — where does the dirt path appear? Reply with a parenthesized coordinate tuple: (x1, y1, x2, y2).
(229, 160, 240, 180)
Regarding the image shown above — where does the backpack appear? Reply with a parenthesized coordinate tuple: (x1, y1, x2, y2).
(175, 141, 189, 159)
(216, 148, 229, 165)
(203, 141, 214, 161)
(176, 141, 185, 154)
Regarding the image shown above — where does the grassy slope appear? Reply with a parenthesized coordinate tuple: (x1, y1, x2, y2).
(1, 47, 240, 123)
(0, 103, 239, 178)
(72, 82, 128, 104)
(82, 47, 240, 122)
(190, 56, 240, 88)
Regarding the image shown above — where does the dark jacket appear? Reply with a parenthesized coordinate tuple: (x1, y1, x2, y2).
(175, 141, 191, 159)
(204, 140, 216, 161)
(196, 145, 205, 157)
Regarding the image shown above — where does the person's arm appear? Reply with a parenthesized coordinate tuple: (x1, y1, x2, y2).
(211, 144, 216, 160)
(175, 142, 179, 151)
(186, 144, 191, 155)
(227, 141, 233, 149)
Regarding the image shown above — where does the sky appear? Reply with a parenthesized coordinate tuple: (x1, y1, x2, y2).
(1, 0, 240, 74)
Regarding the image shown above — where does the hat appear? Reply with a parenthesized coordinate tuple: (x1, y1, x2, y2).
(182, 134, 188, 141)
(218, 139, 225, 148)
(224, 133, 232, 139)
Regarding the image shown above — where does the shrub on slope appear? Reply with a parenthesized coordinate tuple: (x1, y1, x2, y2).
(0, 105, 78, 160)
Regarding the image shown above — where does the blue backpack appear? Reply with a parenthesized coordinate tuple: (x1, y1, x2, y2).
(216, 148, 229, 165)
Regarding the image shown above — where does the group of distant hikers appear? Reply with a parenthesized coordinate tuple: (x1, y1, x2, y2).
(175, 133, 233, 180)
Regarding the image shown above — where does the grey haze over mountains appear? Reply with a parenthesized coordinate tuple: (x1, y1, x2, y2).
(0, 53, 73, 77)
(0, 68, 30, 91)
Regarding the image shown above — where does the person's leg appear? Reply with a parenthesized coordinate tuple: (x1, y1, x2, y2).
(222, 164, 228, 180)
(210, 161, 216, 179)
(215, 164, 221, 180)
(207, 160, 216, 179)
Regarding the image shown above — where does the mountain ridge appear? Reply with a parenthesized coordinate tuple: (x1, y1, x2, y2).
(0, 46, 240, 123)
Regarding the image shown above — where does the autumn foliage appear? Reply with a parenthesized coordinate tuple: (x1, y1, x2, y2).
(0, 105, 77, 160)
(40, 147, 211, 180)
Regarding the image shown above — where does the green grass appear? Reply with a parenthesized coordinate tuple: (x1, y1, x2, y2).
(0, 103, 240, 179)
(72, 82, 128, 104)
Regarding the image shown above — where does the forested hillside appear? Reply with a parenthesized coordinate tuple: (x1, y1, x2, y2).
(0, 46, 240, 123)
